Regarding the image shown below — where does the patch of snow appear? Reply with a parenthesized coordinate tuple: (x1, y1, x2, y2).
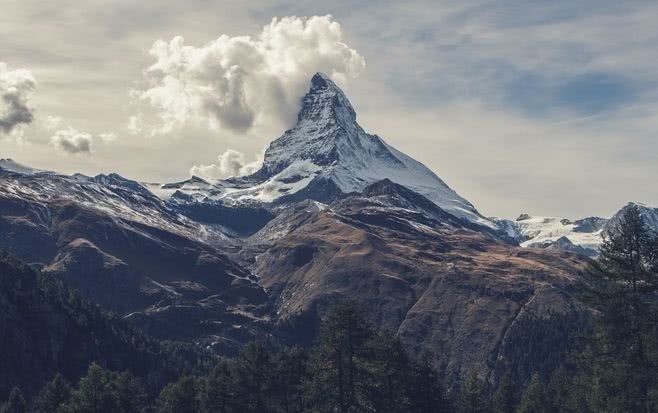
(218, 160, 321, 203)
(493, 215, 605, 254)
(142, 183, 178, 200)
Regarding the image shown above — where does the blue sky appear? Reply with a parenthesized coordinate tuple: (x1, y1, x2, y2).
(1, 0, 657, 218)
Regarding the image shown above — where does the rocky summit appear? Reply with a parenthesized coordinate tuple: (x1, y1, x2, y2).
(149, 73, 495, 230)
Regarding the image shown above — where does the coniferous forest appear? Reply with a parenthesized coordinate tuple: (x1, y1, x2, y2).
(1, 205, 657, 412)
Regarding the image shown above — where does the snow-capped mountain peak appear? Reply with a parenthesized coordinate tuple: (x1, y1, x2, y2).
(165, 73, 495, 229)
(605, 202, 658, 235)
(492, 215, 606, 256)
(259, 72, 395, 176)
(297, 72, 356, 126)
(493, 201, 658, 257)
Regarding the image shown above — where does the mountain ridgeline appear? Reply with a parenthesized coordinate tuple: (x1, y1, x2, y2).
(1, 73, 656, 409)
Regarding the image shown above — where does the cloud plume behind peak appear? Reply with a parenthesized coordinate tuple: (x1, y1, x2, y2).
(134, 15, 365, 135)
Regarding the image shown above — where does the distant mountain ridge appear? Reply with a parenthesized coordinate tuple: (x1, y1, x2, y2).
(0, 165, 270, 353)
(492, 202, 658, 256)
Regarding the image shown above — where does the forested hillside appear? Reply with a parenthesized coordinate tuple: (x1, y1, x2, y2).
(0, 255, 211, 399)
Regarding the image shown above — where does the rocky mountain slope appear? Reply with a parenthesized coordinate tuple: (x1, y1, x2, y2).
(0, 73, 599, 382)
(248, 180, 589, 381)
(0, 166, 269, 353)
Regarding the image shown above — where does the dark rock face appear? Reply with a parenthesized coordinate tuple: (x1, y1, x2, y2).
(273, 175, 346, 206)
(0, 197, 57, 265)
(174, 203, 274, 236)
(573, 216, 608, 233)
(545, 236, 598, 258)
(297, 72, 357, 125)
(45, 238, 143, 312)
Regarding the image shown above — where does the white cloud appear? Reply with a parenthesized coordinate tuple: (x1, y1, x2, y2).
(99, 132, 117, 142)
(50, 127, 93, 154)
(0, 62, 37, 134)
(127, 114, 143, 135)
(190, 149, 262, 180)
(43, 115, 63, 131)
(134, 15, 365, 135)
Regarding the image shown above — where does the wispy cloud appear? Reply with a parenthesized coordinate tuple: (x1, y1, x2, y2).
(341, 0, 658, 118)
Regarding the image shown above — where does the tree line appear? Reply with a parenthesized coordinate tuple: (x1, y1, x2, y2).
(2, 301, 453, 413)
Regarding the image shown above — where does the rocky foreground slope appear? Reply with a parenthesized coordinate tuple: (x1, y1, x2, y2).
(249, 180, 589, 381)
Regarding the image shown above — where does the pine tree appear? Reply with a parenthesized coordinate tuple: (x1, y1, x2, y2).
(547, 369, 593, 413)
(233, 341, 276, 412)
(307, 301, 372, 413)
(545, 367, 593, 413)
(67, 363, 117, 413)
(109, 371, 147, 413)
(457, 370, 488, 413)
(34, 374, 73, 413)
(0, 387, 27, 413)
(60, 363, 147, 413)
(584, 205, 658, 412)
(272, 346, 306, 413)
(201, 359, 235, 413)
(408, 352, 451, 413)
(492, 371, 516, 413)
(516, 373, 546, 413)
(361, 331, 411, 412)
(156, 376, 200, 413)
(545, 368, 568, 413)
